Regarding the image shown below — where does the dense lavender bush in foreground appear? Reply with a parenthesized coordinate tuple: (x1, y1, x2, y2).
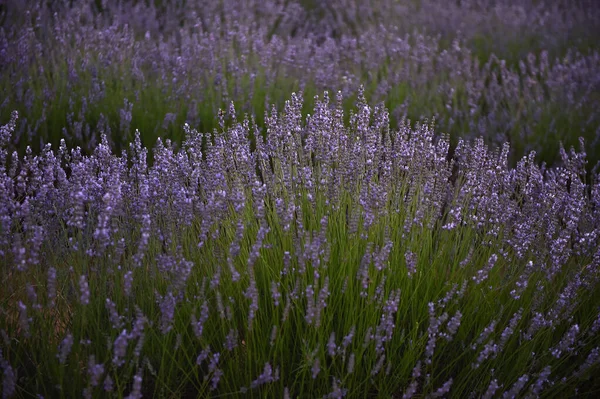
(1, 90, 599, 397)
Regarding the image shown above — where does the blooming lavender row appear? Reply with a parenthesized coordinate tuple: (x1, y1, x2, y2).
(1, 87, 600, 397)
(1, 0, 599, 168)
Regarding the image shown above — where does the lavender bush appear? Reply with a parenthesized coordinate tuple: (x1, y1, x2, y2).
(1, 88, 600, 397)
(1, 0, 600, 398)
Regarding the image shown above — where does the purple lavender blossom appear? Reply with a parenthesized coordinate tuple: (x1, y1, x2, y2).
(324, 378, 347, 399)
(473, 254, 498, 285)
(305, 284, 316, 325)
(405, 250, 417, 278)
(371, 353, 385, 376)
(428, 378, 453, 398)
(311, 358, 321, 379)
(125, 370, 143, 399)
(196, 346, 211, 366)
(79, 275, 90, 305)
(105, 298, 124, 329)
(87, 355, 105, 387)
(314, 277, 330, 328)
(210, 369, 223, 391)
(26, 283, 39, 310)
(443, 311, 462, 341)
(250, 362, 280, 389)
(47, 267, 57, 307)
(244, 277, 259, 330)
(191, 301, 209, 339)
(472, 341, 498, 369)
(425, 302, 448, 364)
(158, 291, 177, 334)
(550, 324, 579, 358)
(574, 347, 600, 378)
(527, 366, 552, 397)
(498, 309, 522, 350)
(502, 374, 529, 398)
(327, 332, 337, 357)
(347, 353, 355, 374)
(17, 301, 30, 338)
(123, 271, 134, 297)
(208, 352, 220, 374)
(482, 379, 500, 399)
(473, 319, 498, 349)
(57, 333, 74, 365)
(112, 329, 129, 367)
(271, 281, 281, 308)
(104, 375, 114, 392)
(224, 329, 238, 351)
(1, 361, 16, 399)
(270, 325, 277, 347)
(338, 325, 356, 356)
(402, 361, 422, 399)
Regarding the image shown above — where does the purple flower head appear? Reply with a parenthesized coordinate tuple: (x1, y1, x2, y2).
(550, 324, 579, 358)
(575, 347, 600, 378)
(57, 333, 74, 364)
(79, 275, 90, 305)
(528, 366, 552, 397)
(325, 378, 348, 399)
(208, 352, 220, 374)
(123, 271, 134, 297)
(47, 267, 57, 307)
(104, 375, 114, 392)
(112, 329, 129, 367)
(158, 291, 177, 334)
(2, 361, 16, 399)
(270, 325, 278, 347)
(125, 370, 143, 399)
(18, 301, 30, 338)
(473, 254, 498, 284)
(191, 301, 209, 339)
(444, 311, 462, 341)
(311, 358, 321, 379)
(250, 362, 279, 389)
(105, 298, 124, 330)
(196, 346, 211, 366)
(339, 325, 356, 355)
(482, 379, 500, 399)
(271, 281, 281, 307)
(347, 353, 355, 374)
(87, 355, 105, 387)
(502, 374, 529, 398)
(429, 378, 453, 398)
(224, 328, 238, 351)
(327, 332, 337, 357)
(405, 250, 417, 278)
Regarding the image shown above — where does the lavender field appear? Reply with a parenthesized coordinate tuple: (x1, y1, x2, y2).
(1, 0, 600, 398)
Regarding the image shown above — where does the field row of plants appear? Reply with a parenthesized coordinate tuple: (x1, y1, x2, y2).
(1, 0, 600, 166)
(1, 0, 599, 398)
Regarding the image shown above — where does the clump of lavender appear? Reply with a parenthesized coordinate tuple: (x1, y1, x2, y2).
(1, 83, 600, 399)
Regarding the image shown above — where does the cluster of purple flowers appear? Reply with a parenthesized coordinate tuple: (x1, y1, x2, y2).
(0, 0, 600, 397)
(0, 81, 598, 395)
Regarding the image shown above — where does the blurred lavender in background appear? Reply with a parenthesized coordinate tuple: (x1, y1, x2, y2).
(1, 0, 599, 166)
